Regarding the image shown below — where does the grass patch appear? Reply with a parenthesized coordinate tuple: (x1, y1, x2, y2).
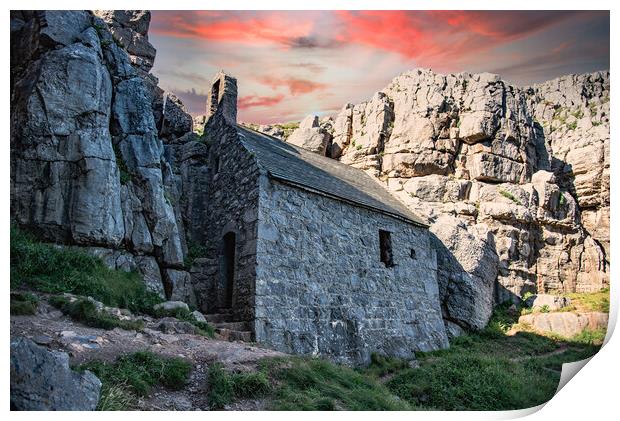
(498, 189, 521, 205)
(566, 288, 609, 313)
(264, 356, 409, 410)
(208, 363, 271, 409)
(49, 296, 144, 331)
(385, 352, 553, 410)
(10, 292, 39, 315)
(79, 351, 192, 409)
(11, 226, 162, 315)
(154, 306, 215, 338)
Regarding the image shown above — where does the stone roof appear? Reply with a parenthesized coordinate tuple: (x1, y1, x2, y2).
(237, 125, 428, 227)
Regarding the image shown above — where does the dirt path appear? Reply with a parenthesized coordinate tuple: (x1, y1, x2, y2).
(10, 300, 284, 410)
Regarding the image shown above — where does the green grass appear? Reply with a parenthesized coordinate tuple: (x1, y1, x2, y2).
(49, 296, 144, 331)
(11, 226, 162, 315)
(204, 303, 603, 411)
(208, 363, 271, 409)
(498, 189, 521, 205)
(79, 351, 192, 410)
(153, 306, 215, 338)
(566, 288, 609, 313)
(208, 356, 411, 410)
(10, 292, 39, 315)
(183, 241, 209, 268)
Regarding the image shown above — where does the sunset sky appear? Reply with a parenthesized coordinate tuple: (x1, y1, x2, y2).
(149, 10, 610, 124)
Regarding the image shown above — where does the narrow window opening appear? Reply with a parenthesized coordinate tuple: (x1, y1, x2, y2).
(209, 79, 221, 115)
(213, 156, 220, 174)
(379, 230, 394, 267)
(410, 249, 416, 259)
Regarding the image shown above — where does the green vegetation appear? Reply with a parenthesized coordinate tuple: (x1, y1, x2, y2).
(184, 241, 209, 268)
(499, 189, 521, 205)
(112, 144, 131, 185)
(572, 109, 584, 119)
(208, 363, 271, 409)
(11, 226, 162, 315)
(49, 295, 144, 331)
(153, 306, 215, 338)
(205, 302, 603, 411)
(10, 292, 39, 315)
(79, 351, 192, 410)
(208, 356, 409, 410)
(558, 191, 567, 207)
(566, 288, 610, 313)
(567, 121, 577, 131)
(277, 121, 300, 131)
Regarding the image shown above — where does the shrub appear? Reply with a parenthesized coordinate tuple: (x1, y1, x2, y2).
(11, 226, 162, 315)
(49, 296, 144, 331)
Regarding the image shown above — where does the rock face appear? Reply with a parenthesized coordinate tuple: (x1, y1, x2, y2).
(285, 68, 609, 331)
(518, 312, 608, 337)
(11, 337, 101, 410)
(10, 11, 198, 303)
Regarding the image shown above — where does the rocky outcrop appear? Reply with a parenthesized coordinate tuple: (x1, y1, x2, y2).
(11, 337, 101, 410)
(285, 68, 609, 331)
(286, 115, 331, 155)
(10, 11, 198, 304)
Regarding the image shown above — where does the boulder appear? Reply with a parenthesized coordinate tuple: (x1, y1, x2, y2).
(286, 115, 332, 155)
(153, 300, 189, 313)
(430, 215, 498, 330)
(11, 337, 101, 410)
(525, 294, 571, 311)
(518, 312, 608, 337)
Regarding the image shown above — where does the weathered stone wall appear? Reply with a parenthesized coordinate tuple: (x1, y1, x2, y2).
(193, 128, 261, 320)
(254, 179, 449, 365)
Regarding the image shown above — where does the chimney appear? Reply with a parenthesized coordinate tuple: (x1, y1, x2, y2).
(205, 70, 237, 128)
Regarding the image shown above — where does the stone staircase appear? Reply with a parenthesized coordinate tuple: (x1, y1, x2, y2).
(204, 309, 253, 342)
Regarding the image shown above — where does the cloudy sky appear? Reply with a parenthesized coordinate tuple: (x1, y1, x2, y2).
(149, 10, 609, 124)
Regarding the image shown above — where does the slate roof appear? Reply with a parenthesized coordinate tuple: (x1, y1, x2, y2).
(236, 125, 428, 227)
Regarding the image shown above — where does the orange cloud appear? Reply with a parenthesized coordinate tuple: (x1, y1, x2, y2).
(238, 94, 286, 109)
(259, 76, 328, 95)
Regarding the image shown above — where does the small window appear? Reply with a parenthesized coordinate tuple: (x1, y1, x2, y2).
(213, 156, 220, 174)
(379, 230, 394, 267)
(410, 249, 416, 259)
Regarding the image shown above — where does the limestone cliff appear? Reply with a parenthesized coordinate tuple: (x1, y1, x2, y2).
(282, 69, 609, 331)
(10, 11, 203, 306)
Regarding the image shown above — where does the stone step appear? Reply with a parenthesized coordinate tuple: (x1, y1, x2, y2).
(216, 328, 252, 342)
(203, 313, 233, 324)
(214, 321, 251, 331)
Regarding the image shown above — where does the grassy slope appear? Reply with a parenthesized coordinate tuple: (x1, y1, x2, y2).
(11, 226, 162, 314)
(208, 304, 605, 411)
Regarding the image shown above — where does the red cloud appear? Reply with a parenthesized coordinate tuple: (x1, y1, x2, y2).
(334, 11, 581, 67)
(238, 94, 285, 109)
(259, 76, 328, 96)
(151, 11, 314, 48)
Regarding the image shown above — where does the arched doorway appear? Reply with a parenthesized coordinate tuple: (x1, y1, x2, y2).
(222, 231, 236, 309)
